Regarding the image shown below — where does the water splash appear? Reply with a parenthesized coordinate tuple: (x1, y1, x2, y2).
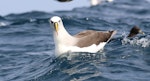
(122, 36, 150, 47)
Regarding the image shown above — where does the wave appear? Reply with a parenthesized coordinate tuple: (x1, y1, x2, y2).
(5, 11, 52, 19)
(0, 11, 53, 26)
(0, 22, 9, 27)
(0, 16, 5, 20)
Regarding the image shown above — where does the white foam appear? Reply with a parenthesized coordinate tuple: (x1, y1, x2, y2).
(29, 18, 36, 22)
(122, 37, 150, 47)
(0, 22, 7, 27)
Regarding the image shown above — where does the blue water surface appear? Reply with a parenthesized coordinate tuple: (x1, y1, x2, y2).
(0, 0, 150, 81)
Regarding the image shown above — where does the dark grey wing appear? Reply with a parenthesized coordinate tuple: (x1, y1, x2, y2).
(74, 30, 96, 38)
(74, 30, 117, 48)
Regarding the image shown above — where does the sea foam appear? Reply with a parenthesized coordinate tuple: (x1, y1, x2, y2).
(122, 36, 150, 47)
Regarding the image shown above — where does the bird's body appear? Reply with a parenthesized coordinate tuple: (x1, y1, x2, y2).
(74, 30, 115, 47)
(50, 16, 116, 56)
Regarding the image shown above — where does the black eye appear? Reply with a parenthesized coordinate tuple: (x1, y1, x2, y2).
(59, 20, 61, 22)
(50, 21, 53, 23)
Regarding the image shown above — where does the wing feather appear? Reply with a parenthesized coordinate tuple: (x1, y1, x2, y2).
(74, 30, 116, 47)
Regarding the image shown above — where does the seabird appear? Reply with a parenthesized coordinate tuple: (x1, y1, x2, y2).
(49, 16, 117, 55)
(128, 26, 145, 37)
(90, 0, 114, 6)
(56, 0, 72, 2)
(90, 0, 101, 6)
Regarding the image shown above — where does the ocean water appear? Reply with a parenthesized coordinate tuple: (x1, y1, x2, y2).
(0, 0, 150, 81)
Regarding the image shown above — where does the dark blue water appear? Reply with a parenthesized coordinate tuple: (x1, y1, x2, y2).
(0, 0, 150, 81)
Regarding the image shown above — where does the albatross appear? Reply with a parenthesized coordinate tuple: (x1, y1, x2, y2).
(49, 16, 117, 56)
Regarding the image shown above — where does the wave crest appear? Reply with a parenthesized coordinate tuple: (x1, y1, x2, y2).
(0, 22, 8, 27)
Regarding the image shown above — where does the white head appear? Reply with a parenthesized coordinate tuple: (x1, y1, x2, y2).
(49, 16, 64, 34)
(49, 16, 74, 55)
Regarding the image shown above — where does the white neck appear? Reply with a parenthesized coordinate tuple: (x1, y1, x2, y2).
(53, 25, 77, 55)
(53, 23, 77, 50)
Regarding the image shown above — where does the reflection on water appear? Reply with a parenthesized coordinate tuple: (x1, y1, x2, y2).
(59, 52, 106, 62)
(56, 52, 106, 81)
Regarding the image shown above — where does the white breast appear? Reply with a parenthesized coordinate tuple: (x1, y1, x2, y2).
(55, 42, 106, 56)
